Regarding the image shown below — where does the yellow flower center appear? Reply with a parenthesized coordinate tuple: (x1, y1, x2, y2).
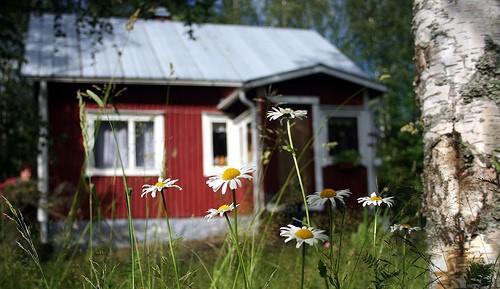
(295, 228, 314, 239)
(222, 168, 240, 181)
(320, 189, 337, 198)
(370, 195, 382, 201)
(402, 224, 411, 229)
(155, 181, 165, 188)
(217, 204, 231, 213)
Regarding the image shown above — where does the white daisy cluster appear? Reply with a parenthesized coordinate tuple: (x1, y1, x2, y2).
(280, 224, 328, 248)
(266, 107, 307, 124)
(357, 192, 394, 207)
(206, 166, 254, 195)
(307, 188, 351, 209)
(205, 203, 238, 220)
(141, 177, 182, 198)
(390, 223, 421, 234)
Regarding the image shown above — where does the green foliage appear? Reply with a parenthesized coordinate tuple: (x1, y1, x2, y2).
(333, 149, 361, 166)
(1, 181, 39, 224)
(465, 262, 496, 288)
(0, 78, 39, 180)
(341, 0, 423, 218)
(362, 253, 400, 289)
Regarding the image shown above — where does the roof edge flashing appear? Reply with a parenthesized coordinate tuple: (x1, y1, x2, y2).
(23, 76, 243, 88)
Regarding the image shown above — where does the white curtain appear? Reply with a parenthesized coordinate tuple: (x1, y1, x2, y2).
(136, 122, 155, 169)
(94, 121, 128, 168)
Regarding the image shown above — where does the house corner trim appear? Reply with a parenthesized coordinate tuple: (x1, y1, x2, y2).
(37, 80, 49, 243)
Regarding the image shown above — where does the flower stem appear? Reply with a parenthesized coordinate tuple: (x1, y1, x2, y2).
(286, 119, 310, 226)
(402, 234, 407, 289)
(373, 207, 379, 251)
(160, 192, 181, 289)
(231, 189, 239, 241)
(327, 201, 334, 272)
(224, 214, 249, 289)
(301, 245, 306, 289)
(335, 209, 346, 285)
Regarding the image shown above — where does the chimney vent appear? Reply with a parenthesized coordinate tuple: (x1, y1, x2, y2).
(154, 7, 171, 20)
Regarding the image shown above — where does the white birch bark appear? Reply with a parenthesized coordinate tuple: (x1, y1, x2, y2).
(413, 1, 500, 288)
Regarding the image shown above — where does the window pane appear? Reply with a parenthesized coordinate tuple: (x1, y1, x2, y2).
(94, 121, 128, 168)
(212, 122, 227, 166)
(135, 121, 155, 169)
(327, 117, 358, 156)
(246, 122, 253, 163)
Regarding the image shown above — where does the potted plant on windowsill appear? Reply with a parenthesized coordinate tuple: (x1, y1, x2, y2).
(332, 149, 361, 170)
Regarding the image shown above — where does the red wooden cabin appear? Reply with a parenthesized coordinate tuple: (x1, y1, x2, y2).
(23, 14, 385, 243)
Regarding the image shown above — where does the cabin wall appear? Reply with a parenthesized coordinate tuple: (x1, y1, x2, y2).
(47, 82, 252, 220)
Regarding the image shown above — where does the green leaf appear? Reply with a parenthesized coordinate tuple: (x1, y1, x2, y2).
(86, 90, 104, 107)
(318, 259, 327, 278)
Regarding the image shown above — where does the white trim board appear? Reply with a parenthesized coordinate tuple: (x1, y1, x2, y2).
(37, 80, 49, 243)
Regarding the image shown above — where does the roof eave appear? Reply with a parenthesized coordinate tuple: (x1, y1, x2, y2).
(243, 65, 387, 93)
(23, 75, 243, 88)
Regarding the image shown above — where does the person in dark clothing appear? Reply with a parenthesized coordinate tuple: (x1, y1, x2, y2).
(0, 165, 33, 192)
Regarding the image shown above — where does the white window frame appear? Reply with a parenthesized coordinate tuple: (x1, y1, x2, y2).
(86, 110, 164, 176)
(234, 111, 253, 167)
(201, 112, 251, 176)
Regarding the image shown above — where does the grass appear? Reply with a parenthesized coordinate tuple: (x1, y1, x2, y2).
(0, 206, 430, 289)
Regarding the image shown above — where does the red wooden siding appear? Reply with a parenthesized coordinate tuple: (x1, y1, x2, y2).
(48, 83, 252, 220)
(322, 165, 368, 207)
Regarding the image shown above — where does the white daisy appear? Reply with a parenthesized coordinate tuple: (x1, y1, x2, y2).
(306, 188, 351, 209)
(205, 203, 238, 221)
(266, 107, 307, 123)
(357, 192, 394, 207)
(279, 224, 328, 248)
(141, 177, 182, 198)
(206, 166, 254, 194)
(390, 223, 421, 234)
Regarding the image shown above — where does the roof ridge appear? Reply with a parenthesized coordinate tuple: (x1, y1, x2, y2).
(32, 13, 316, 33)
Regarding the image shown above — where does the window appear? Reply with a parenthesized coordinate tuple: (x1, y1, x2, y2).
(327, 117, 359, 156)
(320, 108, 371, 167)
(212, 122, 228, 166)
(202, 113, 252, 176)
(86, 112, 164, 176)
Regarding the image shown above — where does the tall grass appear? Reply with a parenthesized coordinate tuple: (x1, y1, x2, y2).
(0, 88, 441, 289)
(0, 94, 438, 289)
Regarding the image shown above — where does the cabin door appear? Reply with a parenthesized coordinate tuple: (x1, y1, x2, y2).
(263, 104, 316, 206)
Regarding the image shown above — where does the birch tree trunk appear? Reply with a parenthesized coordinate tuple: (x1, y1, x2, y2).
(413, 1, 500, 288)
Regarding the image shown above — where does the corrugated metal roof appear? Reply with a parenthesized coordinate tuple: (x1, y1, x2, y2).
(22, 14, 372, 86)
